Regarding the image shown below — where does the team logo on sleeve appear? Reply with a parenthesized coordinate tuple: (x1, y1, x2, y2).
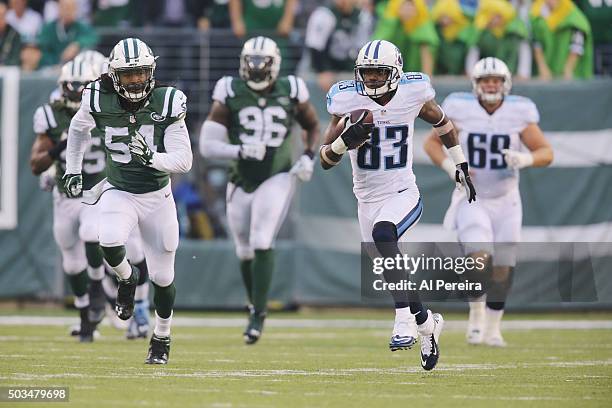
(151, 112, 166, 122)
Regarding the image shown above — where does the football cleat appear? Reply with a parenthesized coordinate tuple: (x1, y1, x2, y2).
(78, 307, 95, 343)
(244, 308, 266, 345)
(105, 303, 129, 330)
(69, 323, 100, 339)
(88, 279, 106, 325)
(483, 332, 507, 347)
(389, 312, 417, 351)
(115, 265, 139, 321)
(466, 302, 485, 345)
(419, 311, 444, 371)
(145, 334, 170, 364)
(126, 299, 150, 340)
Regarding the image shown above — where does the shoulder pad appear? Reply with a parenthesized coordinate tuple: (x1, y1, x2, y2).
(156, 87, 187, 120)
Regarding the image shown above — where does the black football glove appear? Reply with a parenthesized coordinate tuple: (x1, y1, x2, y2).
(339, 112, 374, 150)
(456, 162, 476, 203)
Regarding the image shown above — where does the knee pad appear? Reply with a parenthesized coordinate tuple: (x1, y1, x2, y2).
(78, 219, 99, 243)
(236, 246, 255, 261)
(149, 269, 174, 287)
(372, 222, 399, 258)
(61, 245, 88, 275)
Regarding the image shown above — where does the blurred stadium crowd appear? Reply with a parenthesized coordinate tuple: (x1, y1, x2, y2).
(1, 0, 610, 239)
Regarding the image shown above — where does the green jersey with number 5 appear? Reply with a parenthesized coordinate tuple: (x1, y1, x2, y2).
(82, 77, 187, 193)
(212, 75, 309, 193)
(33, 102, 106, 195)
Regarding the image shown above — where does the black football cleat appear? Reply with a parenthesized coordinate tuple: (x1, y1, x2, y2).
(243, 308, 266, 345)
(115, 265, 139, 321)
(145, 334, 171, 364)
(78, 307, 94, 343)
(88, 279, 106, 325)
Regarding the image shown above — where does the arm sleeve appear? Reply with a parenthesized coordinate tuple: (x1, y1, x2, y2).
(33, 106, 49, 134)
(199, 120, 240, 159)
(65, 106, 96, 174)
(150, 120, 193, 173)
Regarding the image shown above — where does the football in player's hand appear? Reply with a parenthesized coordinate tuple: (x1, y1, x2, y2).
(333, 109, 374, 150)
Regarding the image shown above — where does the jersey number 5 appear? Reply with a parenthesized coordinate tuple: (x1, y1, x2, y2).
(105, 125, 157, 163)
(357, 126, 408, 170)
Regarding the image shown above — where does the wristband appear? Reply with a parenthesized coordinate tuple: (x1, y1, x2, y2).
(448, 145, 467, 165)
(331, 136, 348, 155)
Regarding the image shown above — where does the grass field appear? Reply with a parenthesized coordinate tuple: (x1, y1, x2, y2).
(1, 310, 611, 408)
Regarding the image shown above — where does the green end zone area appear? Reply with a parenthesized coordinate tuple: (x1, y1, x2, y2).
(0, 311, 611, 408)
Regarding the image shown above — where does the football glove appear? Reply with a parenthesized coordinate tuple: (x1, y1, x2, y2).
(239, 143, 266, 161)
(501, 149, 533, 170)
(63, 173, 83, 198)
(290, 153, 314, 182)
(339, 111, 374, 150)
(39, 167, 56, 192)
(129, 131, 154, 166)
(455, 162, 476, 203)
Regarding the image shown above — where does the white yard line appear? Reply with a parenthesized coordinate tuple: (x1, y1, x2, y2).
(0, 316, 611, 330)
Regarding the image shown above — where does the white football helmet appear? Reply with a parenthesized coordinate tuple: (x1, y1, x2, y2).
(471, 57, 512, 103)
(108, 38, 157, 102)
(354, 40, 403, 98)
(76, 49, 108, 77)
(239, 36, 281, 91)
(58, 58, 97, 110)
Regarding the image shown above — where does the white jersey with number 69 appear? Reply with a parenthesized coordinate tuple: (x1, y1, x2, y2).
(326, 73, 435, 203)
(442, 93, 540, 198)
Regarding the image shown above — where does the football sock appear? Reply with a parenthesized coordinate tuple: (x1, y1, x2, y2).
(154, 310, 172, 337)
(484, 307, 504, 337)
(409, 302, 428, 325)
(240, 259, 254, 304)
(112, 258, 132, 280)
(68, 269, 89, 298)
(102, 275, 117, 302)
(153, 281, 176, 319)
(470, 294, 487, 324)
(252, 249, 274, 313)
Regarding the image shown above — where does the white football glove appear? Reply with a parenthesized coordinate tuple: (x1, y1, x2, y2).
(290, 154, 314, 182)
(39, 167, 57, 192)
(501, 149, 533, 169)
(239, 143, 266, 161)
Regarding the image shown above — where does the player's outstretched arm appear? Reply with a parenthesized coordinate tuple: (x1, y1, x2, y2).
(199, 102, 266, 161)
(290, 101, 320, 181)
(30, 134, 59, 175)
(419, 99, 476, 202)
(502, 123, 553, 169)
(319, 115, 344, 170)
(65, 105, 95, 176)
(423, 131, 457, 181)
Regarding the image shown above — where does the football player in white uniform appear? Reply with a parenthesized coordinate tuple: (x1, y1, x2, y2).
(30, 59, 105, 342)
(424, 57, 553, 346)
(320, 40, 476, 371)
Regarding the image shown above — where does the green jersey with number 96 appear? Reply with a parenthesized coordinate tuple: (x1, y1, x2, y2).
(82, 78, 187, 194)
(212, 75, 310, 193)
(33, 102, 106, 195)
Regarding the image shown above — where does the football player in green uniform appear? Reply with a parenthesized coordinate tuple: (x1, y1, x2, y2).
(64, 38, 193, 364)
(200, 36, 320, 344)
(30, 58, 106, 342)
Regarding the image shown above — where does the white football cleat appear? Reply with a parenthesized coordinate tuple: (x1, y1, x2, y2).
(389, 311, 417, 351)
(484, 332, 507, 347)
(418, 310, 444, 371)
(466, 300, 485, 345)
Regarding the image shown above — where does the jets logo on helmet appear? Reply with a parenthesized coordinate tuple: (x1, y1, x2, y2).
(239, 36, 281, 91)
(58, 58, 97, 110)
(471, 57, 512, 104)
(108, 38, 157, 102)
(354, 40, 403, 98)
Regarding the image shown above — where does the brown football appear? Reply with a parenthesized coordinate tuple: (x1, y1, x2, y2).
(333, 109, 374, 141)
